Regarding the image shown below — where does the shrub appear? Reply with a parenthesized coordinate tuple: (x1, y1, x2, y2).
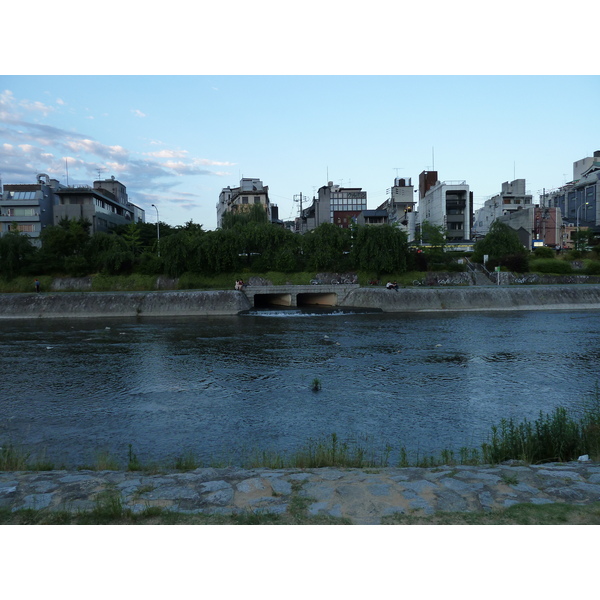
(584, 261, 600, 276)
(502, 253, 529, 273)
(533, 246, 555, 259)
(529, 258, 573, 274)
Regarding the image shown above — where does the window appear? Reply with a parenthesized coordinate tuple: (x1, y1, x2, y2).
(254, 197, 261, 204)
(7, 208, 36, 217)
(242, 196, 249, 204)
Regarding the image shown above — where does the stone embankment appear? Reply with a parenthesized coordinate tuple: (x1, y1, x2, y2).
(2, 284, 600, 318)
(2, 462, 599, 524)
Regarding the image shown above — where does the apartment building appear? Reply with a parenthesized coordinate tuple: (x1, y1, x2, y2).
(217, 178, 271, 228)
(544, 151, 600, 236)
(54, 176, 144, 233)
(299, 182, 367, 232)
(473, 179, 534, 239)
(377, 177, 417, 241)
(417, 170, 471, 242)
(0, 174, 65, 247)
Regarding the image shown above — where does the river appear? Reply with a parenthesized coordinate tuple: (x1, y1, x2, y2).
(1, 309, 599, 467)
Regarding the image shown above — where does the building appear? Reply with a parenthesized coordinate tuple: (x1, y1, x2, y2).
(299, 182, 367, 232)
(54, 176, 144, 233)
(377, 177, 417, 240)
(0, 173, 66, 247)
(417, 171, 472, 242)
(544, 151, 600, 238)
(217, 178, 272, 228)
(495, 205, 563, 250)
(473, 179, 534, 239)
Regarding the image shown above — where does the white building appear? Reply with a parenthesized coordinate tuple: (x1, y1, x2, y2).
(473, 179, 534, 239)
(217, 178, 271, 228)
(417, 171, 471, 242)
(377, 177, 418, 241)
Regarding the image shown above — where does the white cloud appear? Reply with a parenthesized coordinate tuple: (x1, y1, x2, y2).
(145, 149, 189, 158)
(56, 98, 65, 105)
(131, 109, 147, 118)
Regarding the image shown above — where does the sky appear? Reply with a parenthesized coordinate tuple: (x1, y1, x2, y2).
(2, 75, 598, 231)
(2, 3, 599, 232)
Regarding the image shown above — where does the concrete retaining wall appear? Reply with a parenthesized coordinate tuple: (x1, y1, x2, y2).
(341, 285, 600, 312)
(1, 285, 600, 319)
(0, 290, 251, 319)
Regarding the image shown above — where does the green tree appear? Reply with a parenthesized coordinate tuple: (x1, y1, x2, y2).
(220, 204, 269, 229)
(86, 233, 134, 275)
(350, 224, 409, 275)
(37, 218, 92, 274)
(301, 223, 352, 271)
(0, 229, 36, 279)
(472, 220, 527, 266)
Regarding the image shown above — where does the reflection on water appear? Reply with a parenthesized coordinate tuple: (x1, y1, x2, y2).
(1, 310, 599, 467)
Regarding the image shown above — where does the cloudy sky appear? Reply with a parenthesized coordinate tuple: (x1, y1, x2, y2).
(2, 4, 598, 232)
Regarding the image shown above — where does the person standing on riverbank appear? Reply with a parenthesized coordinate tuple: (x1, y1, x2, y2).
(34, 279, 40, 293)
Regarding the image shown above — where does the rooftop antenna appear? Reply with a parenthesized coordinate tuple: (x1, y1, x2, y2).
(393, 168, 403, 178)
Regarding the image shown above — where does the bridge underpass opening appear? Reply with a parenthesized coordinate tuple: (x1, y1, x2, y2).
(253, 293, 292, 308)
(297, 292, 337, 307)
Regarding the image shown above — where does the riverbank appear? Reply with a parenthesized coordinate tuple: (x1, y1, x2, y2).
(1, 284, 600, 318)
(2, 461, 599, 524)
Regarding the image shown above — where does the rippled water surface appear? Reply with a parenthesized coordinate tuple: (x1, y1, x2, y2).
(1, 310, 599, 466)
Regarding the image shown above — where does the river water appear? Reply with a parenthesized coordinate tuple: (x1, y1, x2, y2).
(1, 309, 599, 467)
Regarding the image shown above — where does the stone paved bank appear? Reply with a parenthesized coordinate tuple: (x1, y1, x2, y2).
(2, 461, 600, 524)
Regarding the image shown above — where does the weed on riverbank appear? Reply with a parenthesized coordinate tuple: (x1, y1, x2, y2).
(3, 391, 600, 472)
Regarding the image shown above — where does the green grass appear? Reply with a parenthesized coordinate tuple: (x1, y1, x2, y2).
(382, 502, 600, 525)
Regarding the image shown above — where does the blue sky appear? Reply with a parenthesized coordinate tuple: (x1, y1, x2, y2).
(2, 4, 599, 231)
(2, 75, 599, 230)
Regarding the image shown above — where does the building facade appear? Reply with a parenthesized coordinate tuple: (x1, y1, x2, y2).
(54, 176, 143, 233)
(473, 179, 534, 239)
(0, 174, 65, 246)
(544, 151, 600, 237)
(299, 182, 367, 232)
(217, 178, 271, 228)
(377, 177, 417, 240)
(417, 171, 471, 242)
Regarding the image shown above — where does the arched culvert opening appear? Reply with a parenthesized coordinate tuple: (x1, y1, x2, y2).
(297, 292, 337, 307)
(253, 293, 292, 308)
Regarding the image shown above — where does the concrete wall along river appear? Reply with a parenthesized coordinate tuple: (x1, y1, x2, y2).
(1, 284, 600, 318)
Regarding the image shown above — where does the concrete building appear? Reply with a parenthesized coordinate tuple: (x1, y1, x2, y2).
(494, 205, 563, 250)
(0, 174, 66, 247)
(473, 179, 534, 239)
(377, 177, 418, 240)
(417, 171, 471, 242)
(544, 151, 600, 238)
(217, 178, 271, 228)
(299, 182, 367, 232)
(54, 176, 144, 233)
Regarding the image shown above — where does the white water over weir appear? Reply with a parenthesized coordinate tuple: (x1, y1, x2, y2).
(1, 285, 600, 318)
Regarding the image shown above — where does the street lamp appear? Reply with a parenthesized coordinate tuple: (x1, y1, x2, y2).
(151, 204, 160, 257)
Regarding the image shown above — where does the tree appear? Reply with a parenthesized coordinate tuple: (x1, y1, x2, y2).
(37, 218, 92, 274)
(86, 233, 134, 275)
(472, 220, 527, 266)
(301, 223, 352, 271)
(350, 224, 409, 275)
(220, 204, 268, 229)
(0, 229, 36, 279)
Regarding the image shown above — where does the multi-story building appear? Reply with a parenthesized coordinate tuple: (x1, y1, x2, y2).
(0, 173, 66, 246)
(544, 151, 600, 237)
(54, 176, 144, 233)
(299, 182, 367, 232)
(494, 205, 563, 250)
(473, 179, 534, 239)
(377, 177, 417, 240)
(217, 178, 271, 228)
(417, 170, 472, 242)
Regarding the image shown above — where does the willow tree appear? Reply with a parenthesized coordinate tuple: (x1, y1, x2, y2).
(350, 224, 409, 275)
(472, 220, 527, 265)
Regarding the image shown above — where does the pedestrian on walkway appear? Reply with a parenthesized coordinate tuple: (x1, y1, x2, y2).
(34, 278, 41, 293)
